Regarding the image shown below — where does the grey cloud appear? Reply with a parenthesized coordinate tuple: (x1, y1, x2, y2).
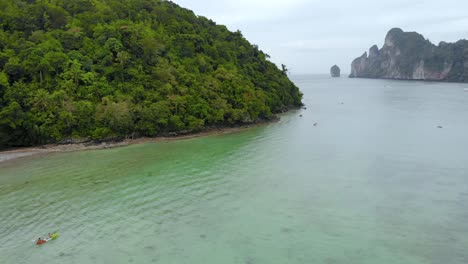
(174, 0, 468, 74)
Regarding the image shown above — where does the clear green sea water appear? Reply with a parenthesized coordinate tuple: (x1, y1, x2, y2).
(1, 75, 468, 264)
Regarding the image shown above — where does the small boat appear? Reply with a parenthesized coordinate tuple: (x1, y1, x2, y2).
(35, 233, 59, 245)
(50, 233, 59, 240)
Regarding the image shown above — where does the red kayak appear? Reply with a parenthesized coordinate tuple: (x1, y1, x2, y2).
(36, 239, 47, 245)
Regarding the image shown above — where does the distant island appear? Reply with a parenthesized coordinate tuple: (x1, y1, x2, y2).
(0, 0, 302, 148)
(330, 65, 340, 77)
(349, 28, 468, 82)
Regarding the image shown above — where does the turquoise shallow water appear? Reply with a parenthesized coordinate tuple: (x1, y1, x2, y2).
(1, 75, 468, 263)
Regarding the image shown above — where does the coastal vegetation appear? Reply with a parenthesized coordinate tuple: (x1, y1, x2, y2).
(0, 0, 302, 148)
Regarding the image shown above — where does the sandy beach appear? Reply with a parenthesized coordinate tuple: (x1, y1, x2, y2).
(0, 123, 272, 164)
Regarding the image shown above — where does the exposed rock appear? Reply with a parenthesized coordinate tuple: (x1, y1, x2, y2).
(330, 65, 341, 77)
(350, 28, 468, 82)
(368, 45, 380, 59)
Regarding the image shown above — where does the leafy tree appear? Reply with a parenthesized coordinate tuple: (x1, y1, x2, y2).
(0, 0, 302, 148)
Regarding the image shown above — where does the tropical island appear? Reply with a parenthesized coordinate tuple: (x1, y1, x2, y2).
(349, 28, 468, 82)
(0, 0, 303, 149)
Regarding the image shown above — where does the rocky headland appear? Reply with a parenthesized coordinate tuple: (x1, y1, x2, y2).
(0, 0, 302, 149)
(350, 28, 468, 82)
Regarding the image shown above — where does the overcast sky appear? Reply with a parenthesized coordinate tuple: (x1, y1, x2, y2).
(173, 0, 468, 74)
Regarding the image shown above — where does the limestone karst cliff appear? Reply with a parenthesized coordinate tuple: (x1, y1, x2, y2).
(350, 28, 468, 82)
(330, 65, 341, 77)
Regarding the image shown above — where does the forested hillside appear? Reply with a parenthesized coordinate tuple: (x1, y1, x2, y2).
(0, 0, 302, 148)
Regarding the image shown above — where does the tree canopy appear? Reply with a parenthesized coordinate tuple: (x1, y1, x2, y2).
(0, 0, 302, 148)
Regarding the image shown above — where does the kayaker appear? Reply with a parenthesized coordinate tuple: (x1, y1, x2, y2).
(48, 233, 52, 238)
(36, 238, 46, 245)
